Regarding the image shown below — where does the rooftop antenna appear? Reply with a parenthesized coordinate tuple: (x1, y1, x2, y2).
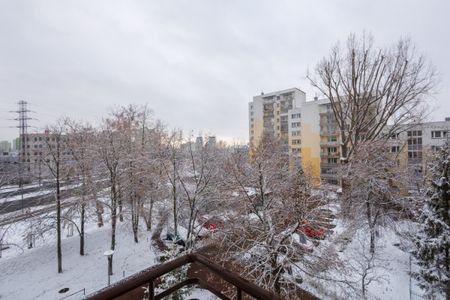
(261, 91, 264, 95)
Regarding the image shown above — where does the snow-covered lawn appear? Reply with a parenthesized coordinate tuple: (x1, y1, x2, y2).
(299, 212, 425, 300)
(0, 222, 158, 299)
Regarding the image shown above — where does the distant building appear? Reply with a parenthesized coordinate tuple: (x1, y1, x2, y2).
(0, 141, 11, 152)
(12, 137, 21, 151)
(206, 136, 216, 148)
(195, 136, 203, 151)
(18, 130, 70, 181)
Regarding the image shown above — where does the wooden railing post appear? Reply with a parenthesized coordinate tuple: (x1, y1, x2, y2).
(149, 280, 154, 300)
(236, 287, 242, 300)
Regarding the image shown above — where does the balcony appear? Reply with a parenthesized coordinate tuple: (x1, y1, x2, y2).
(320, 130, 340, 136)
(320, 162, 339, 168)
(86, 253, 283, 300)
(321, 173, 339, 179)
(320, 141, 340, 146)
(320, 152, 340, 158)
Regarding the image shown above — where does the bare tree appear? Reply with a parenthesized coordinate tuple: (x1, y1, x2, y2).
(161, 130, 184, 237)
(341, 141, 404, 254)
(347, 231, 388, 298)
(177, 134, 221, 250)
(64, 119, 96, 255)
(97, 114, 126, 253)
(117, 104, 154, 243)
(309, 33, 436, 163)
(142, 121, 167, 231)
(41, 121, 72, 273)
(217, 133, 323, 298)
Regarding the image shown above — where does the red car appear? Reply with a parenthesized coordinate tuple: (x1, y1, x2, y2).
(299, 220, 325, 239)
(198, 215, 221, 230)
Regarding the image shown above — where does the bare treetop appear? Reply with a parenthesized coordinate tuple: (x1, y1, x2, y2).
(309, 33, 436, 161)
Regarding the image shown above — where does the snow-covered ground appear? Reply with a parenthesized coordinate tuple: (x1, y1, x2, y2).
(0, 221, 158, 299)
(298, 202, 425, 300)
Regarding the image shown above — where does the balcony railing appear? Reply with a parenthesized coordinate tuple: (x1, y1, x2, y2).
(320, 141, 340, 146)
(86, 253, 281, 300)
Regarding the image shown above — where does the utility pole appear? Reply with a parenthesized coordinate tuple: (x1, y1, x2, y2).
(12, 101, 32, 211)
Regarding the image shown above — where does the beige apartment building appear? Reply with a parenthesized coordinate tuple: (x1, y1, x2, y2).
(249, 88, 450, 185)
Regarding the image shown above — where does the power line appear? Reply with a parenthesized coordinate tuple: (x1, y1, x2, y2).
(11, 100, 34, 210)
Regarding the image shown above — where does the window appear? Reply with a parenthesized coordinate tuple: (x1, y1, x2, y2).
(292, 122, 301, 128)
(408, 130, 422, 137)
(291, 113, 301, 119)
(431, 130, 447, 139)
(328, 147, 337, 153)
(292, 139, 301, 145)
(292, 148, 301, 154)
(390, 133, 400, 140)
(391, 146, 400, 153)
(328, 136, 337, 142)
(292, 131, 300, 136)
(431, 131, 441, 138)
(328, 157, 338, 164)
(431, 146, 440, 152)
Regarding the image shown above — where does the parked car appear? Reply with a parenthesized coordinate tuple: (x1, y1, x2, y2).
(164, 233, 185, 247)
(299, 219, 325, 239)
(198, 215, 222, 230)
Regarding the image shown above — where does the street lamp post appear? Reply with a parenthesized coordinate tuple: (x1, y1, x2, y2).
(103, 250, 115, 286)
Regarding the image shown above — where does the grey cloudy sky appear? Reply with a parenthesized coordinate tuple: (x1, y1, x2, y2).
(1, 0, 449, 144)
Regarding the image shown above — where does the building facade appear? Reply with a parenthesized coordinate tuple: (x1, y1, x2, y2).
(248, 88, 323, 180)
(249, 88, 450, 185)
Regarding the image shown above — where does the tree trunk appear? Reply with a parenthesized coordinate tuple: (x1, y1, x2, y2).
(361, 274, 366, 297)
(96, 201, 104, 227)
(118, 182, 124, 222)
(132, 198, 140, 243)
(366, 200, 375, 255)
(80, 200, 85, 256)
(270, 253, 281, 295)
(111, 182, 118, 251)
(147, 198, 153, 231)
(56, 165, 62, 273)
(173, 184, 178, 236)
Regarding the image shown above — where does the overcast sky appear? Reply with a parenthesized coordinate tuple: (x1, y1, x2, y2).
(1, 0, 449, 144)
